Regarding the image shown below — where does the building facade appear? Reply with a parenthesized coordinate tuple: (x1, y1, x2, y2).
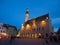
(0, 23, 7, 34)
(3, 24, 18, 37)
(0, 23, 8, 38)
(19, 9, 54, 39)
(0, 23, 18, 38)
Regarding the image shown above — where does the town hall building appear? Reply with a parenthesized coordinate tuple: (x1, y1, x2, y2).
(18, 8, 54, 38)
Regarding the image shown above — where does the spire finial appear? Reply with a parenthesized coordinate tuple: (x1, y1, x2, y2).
(26, 7, 29, 14)
(26, 7, 28, 11)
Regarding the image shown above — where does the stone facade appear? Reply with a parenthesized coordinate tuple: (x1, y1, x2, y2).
(19, 14, 54, 39)
(0, 23, 7, 34)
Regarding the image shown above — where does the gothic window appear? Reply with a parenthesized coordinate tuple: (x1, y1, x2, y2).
(46, 33, 48, 37)
(33, 28, 35, 30)
(42, 35, 44, 38)
(32, 28, 35, 32)
(36, 27, 40, 32)
(2, 27, 3, 29)
(39, 27, 40, 30)
(1, 30, 2, 32)
(37, 28, 38, 31)
(3, 31, 5, 32)
(42, 27, 44, 30)
(0, 27, 1, 29)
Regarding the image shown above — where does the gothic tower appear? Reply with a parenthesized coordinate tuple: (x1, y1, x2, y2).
(25, 8, 29, 22)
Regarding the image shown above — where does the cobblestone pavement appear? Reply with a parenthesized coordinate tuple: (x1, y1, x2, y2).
(0, 38, 60, 45)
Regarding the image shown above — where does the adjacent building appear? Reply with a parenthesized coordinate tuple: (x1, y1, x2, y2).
(0, 23, 7, 38)
(0, 23, 7, 34)
(0, 23, 18, 38)
(3, 24, 18, 37)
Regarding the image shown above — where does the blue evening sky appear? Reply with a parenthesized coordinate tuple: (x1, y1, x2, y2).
(0, 0, 60, 32)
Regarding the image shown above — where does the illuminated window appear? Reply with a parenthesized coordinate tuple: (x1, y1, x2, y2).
(27, 34, 29, 37)
(38, 33, 41, 38)
(32, 20, 36, 29)
(32, 34, 35, 38)
(35, 34, 37, 38)
(33, 23, 36, 29)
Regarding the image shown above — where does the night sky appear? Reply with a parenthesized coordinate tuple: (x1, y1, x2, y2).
(0, 0, 60, 32)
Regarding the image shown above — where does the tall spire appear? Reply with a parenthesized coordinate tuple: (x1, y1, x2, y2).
(25, 8, 29, 22)
(26, 8, 29, 14)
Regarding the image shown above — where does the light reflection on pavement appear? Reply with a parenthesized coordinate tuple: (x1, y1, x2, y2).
(0, 38, 60, 45)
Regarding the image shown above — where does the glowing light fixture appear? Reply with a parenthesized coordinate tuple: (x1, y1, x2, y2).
(1, 33, 7, 36)
(41, 20, 46, 26)
(39, 33, 41, 36)
(32, 20, 36, 29)
(21, 24, 24, 30)
(17, 34, 20, 37)
(32, 34, 35, 38)
(35, 34, 37, 38)
(42, 21, 45, 23)
(26, 24, 30, 30)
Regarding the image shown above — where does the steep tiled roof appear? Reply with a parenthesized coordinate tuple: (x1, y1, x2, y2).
(24, 13, 49, 25)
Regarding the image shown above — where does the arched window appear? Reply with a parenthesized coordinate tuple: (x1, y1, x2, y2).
(46, 33, 48, 37)
(1, 30, 2, 32)
(39, 27, 40, 31)
(0, 27, 1, 29)
(42, 27, 44, 30)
